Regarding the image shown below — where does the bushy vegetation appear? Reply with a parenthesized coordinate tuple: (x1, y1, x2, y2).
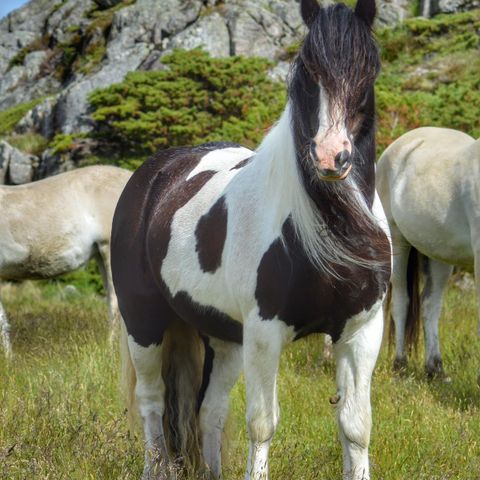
(376, 10, 480, 152)
(1, 279, 479, 478)
(0, 99, 43, 137)
(85, 10, 479, 166)
(89, 49, 285, 157)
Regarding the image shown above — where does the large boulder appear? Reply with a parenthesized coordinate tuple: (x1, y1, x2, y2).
(0, 141, 38, 185)
(420, 0, 480, 16)
(15, 96, 58, 139)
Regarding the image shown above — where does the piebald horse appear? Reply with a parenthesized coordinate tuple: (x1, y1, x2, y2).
(112, 1, 391, 479)
(377, 126, 480, 379)
(0, 165, 131, 356)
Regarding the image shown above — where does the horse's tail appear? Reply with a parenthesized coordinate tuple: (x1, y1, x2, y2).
(120, 321, 204, 473)
(387, 247, 421, 353)
(162, 323, 204, 471)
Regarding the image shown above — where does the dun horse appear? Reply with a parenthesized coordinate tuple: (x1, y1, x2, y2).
(112, 1, 391, 479)
(0, 165, 131, 356)
(377, 126, 480, 379)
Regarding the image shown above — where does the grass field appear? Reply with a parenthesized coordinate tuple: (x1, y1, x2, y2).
(1, 278, 479, 479)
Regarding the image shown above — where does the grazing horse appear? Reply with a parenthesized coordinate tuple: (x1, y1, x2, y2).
(0, 165, 131, 356)
(377, 127, 480, 379)
(112, 0, 391, 479)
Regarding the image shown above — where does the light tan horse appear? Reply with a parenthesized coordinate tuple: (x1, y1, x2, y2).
(377, 127, 480, 379)
(0, 165, 132, 356)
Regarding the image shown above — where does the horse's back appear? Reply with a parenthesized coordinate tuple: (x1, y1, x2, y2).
(0, 165, 131, 279)
(377, 127, 476, 265)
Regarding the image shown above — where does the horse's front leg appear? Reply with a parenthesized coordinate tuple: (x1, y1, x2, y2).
(243, 315, 291, 480)
(334, 303, 383, 480)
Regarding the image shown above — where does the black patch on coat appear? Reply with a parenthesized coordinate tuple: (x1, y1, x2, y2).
(111, 143, 241, 347)
(230, 156, 253, 170)
(195, 196, 228, 273)
(173, 291, 242, 344)
(197, 336, 215, 412)
(255, 217, 390, 343)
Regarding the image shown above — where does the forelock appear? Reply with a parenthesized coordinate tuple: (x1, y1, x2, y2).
(296, 4, 380, 110)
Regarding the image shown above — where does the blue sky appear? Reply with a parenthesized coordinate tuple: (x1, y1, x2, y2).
(0, 0, 30, 20)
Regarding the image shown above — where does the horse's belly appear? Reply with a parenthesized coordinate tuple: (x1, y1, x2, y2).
(395, 214, 473, 267)
(0, 237, 95, 280)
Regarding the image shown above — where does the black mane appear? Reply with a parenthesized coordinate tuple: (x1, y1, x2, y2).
(288, 2, 385, 267)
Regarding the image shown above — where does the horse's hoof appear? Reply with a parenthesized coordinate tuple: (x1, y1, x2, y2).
(393, 357, 407, 372)
(425, 368, 451, 383)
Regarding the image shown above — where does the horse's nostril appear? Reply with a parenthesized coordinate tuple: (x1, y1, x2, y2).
(309, 141, 317, 160)
(335, 150, 350, 167)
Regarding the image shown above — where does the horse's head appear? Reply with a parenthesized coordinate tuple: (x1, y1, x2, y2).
(290, 0, 380, 182)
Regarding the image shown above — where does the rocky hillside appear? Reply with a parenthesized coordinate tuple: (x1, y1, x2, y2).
(0, 0, 478, 184)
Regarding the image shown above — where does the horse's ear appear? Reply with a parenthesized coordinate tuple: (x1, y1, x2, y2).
(354, 0, 376, 27)
(301, 0, 320, 28)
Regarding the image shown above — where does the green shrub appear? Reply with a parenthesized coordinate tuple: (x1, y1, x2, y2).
(0, 99, 44, 137)
(376, 9, 480, 153)
(89, 49, 286, 154)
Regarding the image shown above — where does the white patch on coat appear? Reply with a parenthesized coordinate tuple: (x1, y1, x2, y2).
(312, 86, 352, 171)
(334, 300, 384, 480)
(186, 147, 253, 180)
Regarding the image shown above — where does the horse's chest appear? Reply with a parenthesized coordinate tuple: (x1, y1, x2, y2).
(254, 229, 390, 342)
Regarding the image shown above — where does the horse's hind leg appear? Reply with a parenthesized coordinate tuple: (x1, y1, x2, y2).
(390, 227, 412, 370)
(421, 258, 452, 379)
(198, 337, 242, 478)
(128, 336, 171, 479)
(334, 304, 383, 480)
(96, 242, 121, 342)
(0, 299, 11, 358)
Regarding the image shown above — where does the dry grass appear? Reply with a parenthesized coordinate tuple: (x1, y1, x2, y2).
(0, 279, 479, 479)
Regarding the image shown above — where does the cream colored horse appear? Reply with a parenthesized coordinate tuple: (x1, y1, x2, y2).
(0, 165, 131, 356)
(377, 127, 480, 378)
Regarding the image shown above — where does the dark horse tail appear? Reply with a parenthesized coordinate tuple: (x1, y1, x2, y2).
(387, 247, 421, 352)
(121, 322, 205, 474)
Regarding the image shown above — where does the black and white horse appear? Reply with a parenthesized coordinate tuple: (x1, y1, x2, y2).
(111, 1, 391, 479)
(377, 127, 480, 379)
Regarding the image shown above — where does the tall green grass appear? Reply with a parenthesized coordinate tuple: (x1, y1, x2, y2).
(1, 280, 479, 479)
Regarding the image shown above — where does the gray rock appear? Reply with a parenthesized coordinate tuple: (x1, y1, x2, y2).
(45, 0, 94, 45)
(38, 137, 97, 178)
(377, 0, 411, 25)
(0, 140, 38, 185)
(226, 1, 304, 59)
(55, 42, 152, 134)
(169, 12, 230, 57)
(0, 142, 10, 184)
(9, 148, 38, 184)
(421, 0, 480, 16)
(16, 96, 58, 138)
(0, 0, 54, 76)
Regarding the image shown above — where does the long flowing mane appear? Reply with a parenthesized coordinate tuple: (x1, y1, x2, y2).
(282, 3, 387, 276)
